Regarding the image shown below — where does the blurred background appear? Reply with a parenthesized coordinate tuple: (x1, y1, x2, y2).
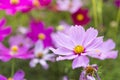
(0, 0, 120, 80)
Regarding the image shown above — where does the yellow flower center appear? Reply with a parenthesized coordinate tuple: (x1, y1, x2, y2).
(74, 45, 84, 54)
(11, 46, 18, 54)
(85, 66, 96, 76)
(38, 33, 46, 40)
(8, 78, 13, 80)
(10, 0, 19, 5)
(33, 0, 40, 7)
(37, 53, 43, 58)
(76, 14, 84, 21)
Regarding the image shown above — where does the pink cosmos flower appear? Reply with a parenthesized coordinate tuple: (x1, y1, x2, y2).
(71, 8, 90, 25)
(56, 0, 83, 13)
(27, 20, 54, 48)
(0, 35, 33, 62)
(51, 25, 103, 69)
(87, 39, 118, 60)
(80, 64, 100, 80)
(30, 40, 55, 69)
(0, 18, 11, 41)
(0, 0, 32, 15)
(0, 70, 25, 80)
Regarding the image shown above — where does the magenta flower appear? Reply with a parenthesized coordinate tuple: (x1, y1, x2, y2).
(87, 39, 118, 60)
(56, 0, 83, 13)
(39, 0, 52, 6)
(0, 18, 11, 41)
(114, 0, 120, 7)
(51, 25, 103, 69)
(30, 40, 55, 69)
(71, 8, 90, 25)
(0, 0, 32, 15)
(0, 70, 25, 80)
(27, 20, 54, 48)
(0, 35, 33, 62)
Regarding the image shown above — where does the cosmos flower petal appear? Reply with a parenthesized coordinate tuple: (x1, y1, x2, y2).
(105, 50, 118, 59)
(72, 56, 89, 69)
(56, 55, 78, 61)
(102, 39, 116, 51)
(0, 18, 6, 27)
(39, 60, 49, 70)
(68, 26, 85, 45)
(54, 47, 73, 55)
(13, 70, 25, 80)
(52, 32, 74, 50)
(29, 58, 39, 68)
(0, 75, 7, 80)
(83, 27, 98, 47)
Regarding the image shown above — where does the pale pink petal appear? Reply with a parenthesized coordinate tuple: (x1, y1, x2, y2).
(52, 32, 74, 50)
(56, 55, 78, 61)
(68, 26, 85, 45)
(72, 56, 89, 69)
(39, 60, 49, 70)
(83, 28, 98, 47)
(106, 51, 118, 59)
(29, 58, 39, 68)
(54, 47, 73, 55)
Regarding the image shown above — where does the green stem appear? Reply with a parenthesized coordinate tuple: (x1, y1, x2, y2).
(11, 59, 15, 77)
(98, 0, 103, 25)
(116, 8, 120, 24)
(92, 0, 98, 28)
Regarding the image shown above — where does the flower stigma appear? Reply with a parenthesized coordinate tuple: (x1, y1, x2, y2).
(10, 0, 19, 5)
(8, 78, 13, 80)
(33, 0, 40, 7)
(74, 45, 84, 54)
(38, 33, 46, 40)
(76, 14, 84, 21)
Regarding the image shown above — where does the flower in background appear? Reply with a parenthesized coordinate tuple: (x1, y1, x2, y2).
(0, 70, 25, 80)
(71, 8, 90, 25)
(0, 35, 33, 62)
(80, 64, 100, 80)
(0, 0, 32, 15)
(62, 76, 69, 80)
(27, 20, 54, 48)
(30, 40, 55, 69)
(51, 26, 103, 69)
(88, 39, 118, 60)
(114, 0, 120, 8)
(0, 18, 11, 41)
(56, 0, 82, 13)
(39, 0, 52, 6)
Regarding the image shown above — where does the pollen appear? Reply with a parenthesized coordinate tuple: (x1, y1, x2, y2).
(10, 0, 19, 5)
(37, 53, 43, 58)
(74, 45, 84, 54)
(8, 78, 13, 80)
(76, 14, 84, 21)
(11, 46, 18, 53)
(85, 66, 95, 76)
(33, 0, 40, 7)
(38, 33, 46, 40)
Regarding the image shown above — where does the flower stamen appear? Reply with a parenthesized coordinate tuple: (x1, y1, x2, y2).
(74, 45, 84, 54)
(38, 33, 46, 40)
(77, 14, 84, 21)
(10, 0, 19, 5)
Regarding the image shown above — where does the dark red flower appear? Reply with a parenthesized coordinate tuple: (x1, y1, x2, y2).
(71, 8, 90, 26)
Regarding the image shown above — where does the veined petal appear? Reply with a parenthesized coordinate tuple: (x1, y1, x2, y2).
(52, 32, 74, 50)
(83, 27, 98, 47)
(72, 56, 89, 69)
(56, 55, 78, 61)
(54, 47, 73, 55)
(68, 26, 85, 45)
